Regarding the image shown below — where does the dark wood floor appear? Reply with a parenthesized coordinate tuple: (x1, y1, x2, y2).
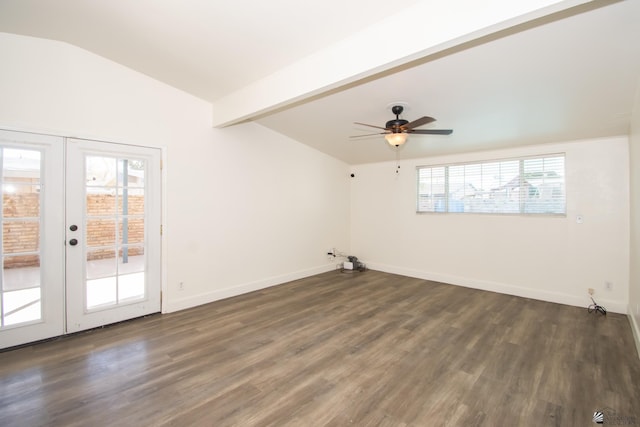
(1, 270, 639, 426)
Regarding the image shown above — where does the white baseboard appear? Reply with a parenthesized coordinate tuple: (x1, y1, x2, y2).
(162, 260, 631, 317)
(367, 262, 629, 314)
(162, 264, 336, 313)
(628, 307, 640, 359)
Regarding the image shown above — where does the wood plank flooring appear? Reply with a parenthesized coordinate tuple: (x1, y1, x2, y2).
(1, 270, 639, 426)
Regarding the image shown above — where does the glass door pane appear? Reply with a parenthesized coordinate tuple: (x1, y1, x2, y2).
(1, 148, 42, 327)
(85, 156, 146, 310)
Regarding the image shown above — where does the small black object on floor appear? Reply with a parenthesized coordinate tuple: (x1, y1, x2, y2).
(588, 296, 607, 316)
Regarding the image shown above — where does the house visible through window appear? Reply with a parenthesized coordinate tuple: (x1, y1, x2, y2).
(417, 154, 565, 215)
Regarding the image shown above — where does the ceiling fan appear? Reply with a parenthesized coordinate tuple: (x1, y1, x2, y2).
(351, 105, 453, 147)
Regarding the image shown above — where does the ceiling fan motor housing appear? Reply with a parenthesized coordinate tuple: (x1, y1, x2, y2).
(386, 118, 409, 131)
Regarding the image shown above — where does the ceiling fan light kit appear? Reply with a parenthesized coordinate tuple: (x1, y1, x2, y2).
(384, 132, 408, 147)
(351, 104, 453, 147)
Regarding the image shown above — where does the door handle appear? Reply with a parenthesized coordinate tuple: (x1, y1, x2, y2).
(69, 238, 78, 246)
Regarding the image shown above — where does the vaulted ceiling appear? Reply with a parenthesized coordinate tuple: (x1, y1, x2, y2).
(1, 0, 639, 164)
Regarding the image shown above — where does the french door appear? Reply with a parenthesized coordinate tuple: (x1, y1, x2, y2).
(0, 130, 65, 349)
(0, 131, 161, 349)
(65, 138, 161, 333)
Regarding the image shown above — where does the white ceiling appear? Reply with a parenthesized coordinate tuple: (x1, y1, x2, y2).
(1, 0, 639, 164)
(0, 0, 423, 100)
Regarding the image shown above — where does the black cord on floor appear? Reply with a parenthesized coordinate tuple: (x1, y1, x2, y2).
(588, 296, 607, 316)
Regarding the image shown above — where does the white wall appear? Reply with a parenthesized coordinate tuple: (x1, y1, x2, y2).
(0, 32, 350, 313)
(351, 137, 630, 313)
(629, 78, 640, 354)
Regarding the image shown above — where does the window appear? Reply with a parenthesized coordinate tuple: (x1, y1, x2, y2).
(417, 154, 565, 215)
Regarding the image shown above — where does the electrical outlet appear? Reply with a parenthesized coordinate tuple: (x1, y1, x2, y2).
(588, 288, 594, 295)
(605, 281, 613, 291)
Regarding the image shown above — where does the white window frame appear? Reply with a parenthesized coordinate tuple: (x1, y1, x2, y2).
(416, 153, 566, 216)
